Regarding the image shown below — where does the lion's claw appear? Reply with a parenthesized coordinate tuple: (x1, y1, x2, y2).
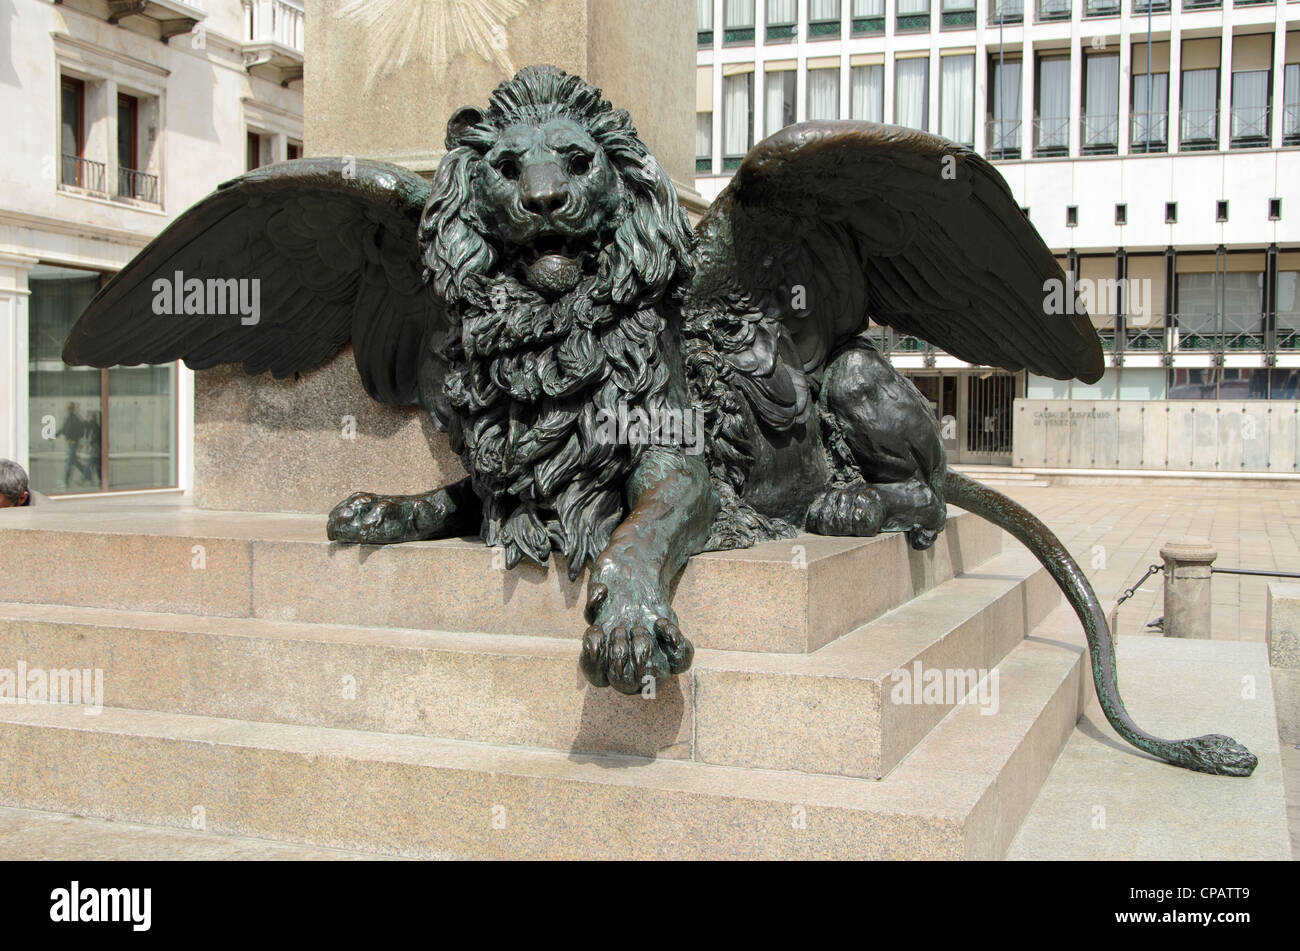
(580, 584, 691, 694)
(327, 491, 439, 545)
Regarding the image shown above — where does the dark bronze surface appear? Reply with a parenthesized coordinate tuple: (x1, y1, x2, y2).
(63, 65, 1254, 776)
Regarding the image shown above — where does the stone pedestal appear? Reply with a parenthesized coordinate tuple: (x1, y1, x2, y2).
(195, 0, 700, 512)
(1160, 538, 1216, 639)
(1266, 583, 1300, 742)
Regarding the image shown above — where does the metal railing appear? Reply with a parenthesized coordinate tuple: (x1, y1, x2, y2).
(1179, 107, 1218, 148)
(766, 21, 797, 40)
(1081, 112, 1119, 152)
(1130, 111, 1169, 150)
(1131, 0, 1170, 10)
(1285, 103, 1300, 144)
(851, 15, 885, 32)
(1172, 312, 1268, 352)
(1033, 115, 1070, 155)
(1229, 104, 1270, 146)
(896, 12, 931, 29)
(60, 154, 106, 194)
(117, 167, 159, 203)
(941, 8, 977, 26)
(1084, 0, 1120, 13)
(1182, 0, 1221, 8)
(1037, 0, 1072, 18)
(986, 117, 1022, 158)
(807, 18, 840, 37)
(244, 0, 303, 52)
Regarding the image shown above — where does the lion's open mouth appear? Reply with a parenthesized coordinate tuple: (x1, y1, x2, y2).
(517, 230, 594, 297)
(528, 232, 584, 261)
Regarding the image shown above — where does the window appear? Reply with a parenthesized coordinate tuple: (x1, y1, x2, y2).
(1286, 63, 1300, 145)
(766, 0, 798, 41)
(1084, 0, 1120, 15)
(808, 0, 841, 37)
(1166, 202, 1178, 223)
(988, 57, 1022, 157)
(1270, 198, 1282, 221)
(897, 0, 931, 32)
(59, 77, 102, 193)
(27, 264, 178, 494)
(895, 58, 929, 131)
(851, 0, 885, 34)
(1037, 0, 1071, 20)
(698, 0, 714, 45)
(1230, 70, 1270, 147)
(724, 0, 755, 43)
(696, 113, 713, 172)
(114, 94, 156, 202)
(807, 68, 840, 121)
(1180, 69, 1219, 148)
(989, 0, 1024, 22)
(1131, 71, 1169, 151)
(1175, 255, 1266, 354)
(850, 64, 884, 121)
(940, 55, 974, 146)
(764, 71, 796, 134)
(941, 0, 976, 29)
(1035, 56, 1070, 155)
(247, 131, 264, 171)
(1082, 52, 1120, 153)
(1217, 200, 1229, 222)
(1066, 205, 1078, 226)
(287, 140, 302, 161)
(1115, 203, 1127, 225)
(722, 72, 754, 168)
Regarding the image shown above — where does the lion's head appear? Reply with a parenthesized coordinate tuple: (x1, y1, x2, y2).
(419, 64, 694, 308)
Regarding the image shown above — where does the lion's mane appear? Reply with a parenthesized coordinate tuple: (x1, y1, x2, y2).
(416, 65, 697, 578)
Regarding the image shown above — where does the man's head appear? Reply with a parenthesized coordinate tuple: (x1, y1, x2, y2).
(0, 459, 30, 508)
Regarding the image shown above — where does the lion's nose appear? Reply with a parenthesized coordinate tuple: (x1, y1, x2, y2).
(521, 163, 570, 217)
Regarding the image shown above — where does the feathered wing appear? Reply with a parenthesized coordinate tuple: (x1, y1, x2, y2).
(688, 121, 1104, 386)
(62, 158, 443, 408)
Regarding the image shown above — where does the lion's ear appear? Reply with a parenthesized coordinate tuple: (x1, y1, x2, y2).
(446, 107, 486, 150)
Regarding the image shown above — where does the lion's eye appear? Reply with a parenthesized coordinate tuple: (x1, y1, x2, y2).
(496, 160, 520, 181)
(569, 153, 592, 176)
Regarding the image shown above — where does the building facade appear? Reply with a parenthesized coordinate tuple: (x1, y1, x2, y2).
(0, 0, 303, 495)
(695, 0, 1300, 469)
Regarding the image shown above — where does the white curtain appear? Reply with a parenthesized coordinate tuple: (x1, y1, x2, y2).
(852, 0, 883, 13)
(1036, 57, 1068, 148)
(698, 0, 713, 29)
(940, 55, 974, 145)
(895, 58, 929, 130)
(809, 0, 840, 19)
(1288, 65, 1300, 137)
(696, 113, 712, 160)
(991, 59, 1022, 149)
(1181, 69, 1218, 142)
(723, 73, 751, 156)
(897, 0, 928, 13)
(724, 0, 753, 27)
(1083, 54, 1119, 146)
(765, 72, 795, 134)
(850, 65, 883, 121)
(767, 0, 797, 23)
(807, 69, 840, 121)
(1131, 72, 1168, 145)
(1231, 70, 1269, 139)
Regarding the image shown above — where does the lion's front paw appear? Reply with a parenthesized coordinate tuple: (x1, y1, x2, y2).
(579, 582, 694, 695)
(326, 491, 429, 545)
(806, 482, 885, 537)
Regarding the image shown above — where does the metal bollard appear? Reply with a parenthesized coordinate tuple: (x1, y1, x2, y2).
(1159, 538, 1216, 639)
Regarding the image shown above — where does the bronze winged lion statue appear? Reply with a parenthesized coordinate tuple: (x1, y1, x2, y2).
(63, 65, 1256, 777)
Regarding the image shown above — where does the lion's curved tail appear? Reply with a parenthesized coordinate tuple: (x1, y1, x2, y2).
(942, 469, 1257, 777)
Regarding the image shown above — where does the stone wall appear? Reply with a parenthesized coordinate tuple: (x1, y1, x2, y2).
(1013, 399, 1300, 473)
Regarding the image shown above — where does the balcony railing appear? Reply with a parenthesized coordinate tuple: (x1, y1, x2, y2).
(1037, 0, 1072, 19)
(851, 15, 885, 33)
(1033, 115, 1070, 155)
(897, 12, 932, 29)
(1081, 113, 1119, 153)
(1229, 105, 1270, 147)
(1084, 0, 1120, 13)
(1179, 107, 1218, 148)
(765, 21, 797, 41)
(986, 117, 1022, 158)
(1132, 0, 1170, 10)
(1232, 0, 1272, 5)
(1130, 111, 1169, 150)
(807, 19, 841, 37)
(941, 7, 977, 27)
(1173, 313, 1268, 352)
(117, 167, 159, 203)
(1285, 103, 1300, 144)
(245, 0, 303, 52)
(988, 0, 1024, 21)
(60, 155, 106, 194)
(1181, 0, 1221, 8)
(697, 29, 713, 45)
(696, 157, 713, 174)
(725, 26, 756, 43)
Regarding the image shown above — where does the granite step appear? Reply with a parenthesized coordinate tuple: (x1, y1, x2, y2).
(0, 505, 1000, 654)
(0, 608, 1087, 860)
(0, 549, 1057, 779)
